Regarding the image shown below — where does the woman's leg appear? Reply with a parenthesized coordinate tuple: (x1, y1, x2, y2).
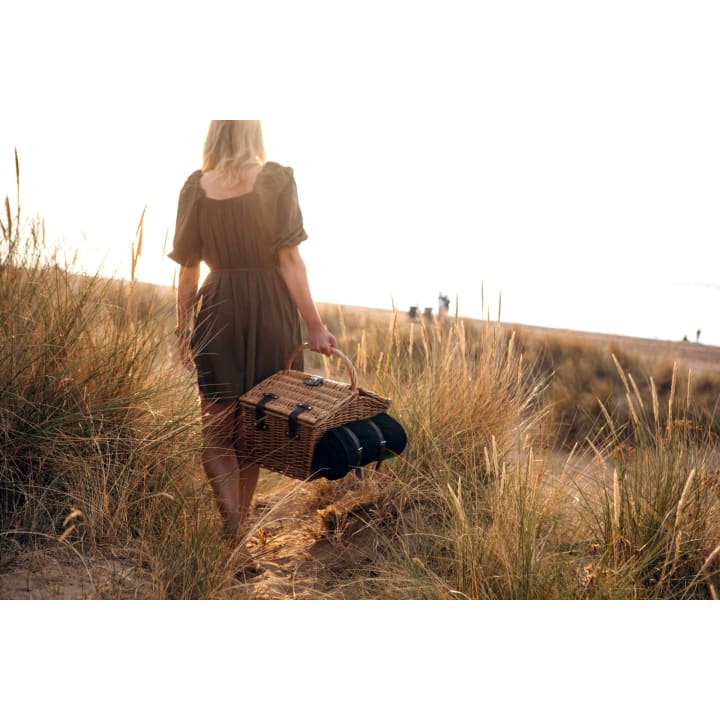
(233, 407, 261, 534)
(235, 461, 261, 534)
(200, 398, 260, 542)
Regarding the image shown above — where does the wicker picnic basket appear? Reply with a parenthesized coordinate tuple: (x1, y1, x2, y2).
(238, 343, 390, 480)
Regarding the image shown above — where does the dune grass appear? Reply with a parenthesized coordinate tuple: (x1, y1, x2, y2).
(313, 308, 720, 599)
(0, 164, 255, 598)
(3, 159, 720, 599)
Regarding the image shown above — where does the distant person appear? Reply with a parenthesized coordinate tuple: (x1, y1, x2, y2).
(438, 292, 450, 317)
(169, 120, 337, 555)
(683, 335, 689, 342)
(696, 329, 701, 343)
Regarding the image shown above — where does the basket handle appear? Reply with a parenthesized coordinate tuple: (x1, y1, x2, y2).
(284, 343, 358, 391)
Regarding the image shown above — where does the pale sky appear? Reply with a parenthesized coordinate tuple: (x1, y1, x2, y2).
(2, 1, 719, 344)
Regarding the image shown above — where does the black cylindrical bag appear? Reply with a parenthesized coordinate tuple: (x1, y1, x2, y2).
(311, 413, 407, 480)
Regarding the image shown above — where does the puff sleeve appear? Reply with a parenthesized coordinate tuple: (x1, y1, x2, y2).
(168, 172, 202, 266)
(273, 168, 308, 251)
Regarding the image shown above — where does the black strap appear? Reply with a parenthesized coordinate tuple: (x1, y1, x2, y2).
(254, 393, 279, 430)
(336, 425, 364, 479)
(366, 419, 387, 470)
(286, 403, 313, 440)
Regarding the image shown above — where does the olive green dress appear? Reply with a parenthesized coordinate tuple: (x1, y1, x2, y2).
(169, 162, 305, 401)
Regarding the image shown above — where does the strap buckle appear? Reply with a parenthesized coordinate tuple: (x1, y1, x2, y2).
(286, 403, 313, 440)
(254, 393, 279, 430)
(366, 419, 387, 469)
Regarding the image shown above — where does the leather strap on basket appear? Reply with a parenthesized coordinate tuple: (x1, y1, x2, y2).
(284, 343, 358, 391)
(286, 403, 313, 440)
(255, 393, 279, 430)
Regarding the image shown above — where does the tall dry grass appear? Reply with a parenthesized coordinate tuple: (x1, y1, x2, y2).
(319, 309, 565, 599)
(3, 154, 720, 599)
(0, 158, 256, 598)
(510, 330, 720, 448)
(315, 306, 720, 599)
(573, 360, 720, 598)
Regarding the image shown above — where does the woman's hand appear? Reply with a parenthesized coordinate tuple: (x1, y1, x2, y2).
(308, 324, 338, 356)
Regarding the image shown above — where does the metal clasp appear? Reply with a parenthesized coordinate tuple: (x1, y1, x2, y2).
(303, 375, 324, 387)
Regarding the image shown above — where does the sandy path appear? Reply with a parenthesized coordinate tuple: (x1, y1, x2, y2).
(0, 473, 378, 600)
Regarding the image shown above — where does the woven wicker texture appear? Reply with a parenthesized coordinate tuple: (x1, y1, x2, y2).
(238, 345, 390, 479)
(240, 370, 355, 427)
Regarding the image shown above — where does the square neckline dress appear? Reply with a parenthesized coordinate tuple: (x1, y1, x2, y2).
(169, 161, 306, 401)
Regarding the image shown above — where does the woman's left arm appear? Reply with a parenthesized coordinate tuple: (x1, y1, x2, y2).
(176, 263, 200, 370)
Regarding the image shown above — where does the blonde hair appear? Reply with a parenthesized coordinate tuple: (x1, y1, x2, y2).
(202, 120, 266, 185)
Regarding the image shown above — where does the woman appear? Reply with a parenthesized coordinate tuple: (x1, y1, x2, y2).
(169, 120, 337, 547)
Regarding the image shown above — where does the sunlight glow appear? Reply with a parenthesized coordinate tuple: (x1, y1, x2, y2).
(2, 4, 719, 344)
